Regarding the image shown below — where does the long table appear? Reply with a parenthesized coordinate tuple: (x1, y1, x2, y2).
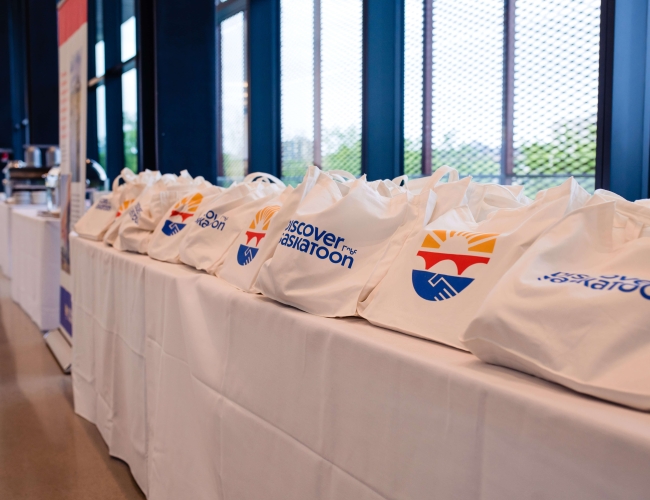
(70, 235, 650, 500)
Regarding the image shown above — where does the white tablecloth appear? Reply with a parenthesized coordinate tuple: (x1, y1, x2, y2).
(70, 235, 650, 500)
(0, 203, 49, 278)
(11, 209, 61, 331)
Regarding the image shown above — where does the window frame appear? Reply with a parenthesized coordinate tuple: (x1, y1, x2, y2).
(87, 0, 140, 180)
(409, 0, 608, 188)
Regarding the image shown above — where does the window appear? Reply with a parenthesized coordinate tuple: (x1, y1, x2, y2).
(405, 0, 601, 193)
(217, 6, 248, 186)
(281, 0, 363, 184)
(96, 83, 107, 167)
(89, 0, 139, 175)
(121, 0, 138, 173)
(122, 68, 138, 172)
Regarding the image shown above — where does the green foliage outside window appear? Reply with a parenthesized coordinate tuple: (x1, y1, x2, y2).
(123, 114, 138, 173)
(403, 118, 596, 194)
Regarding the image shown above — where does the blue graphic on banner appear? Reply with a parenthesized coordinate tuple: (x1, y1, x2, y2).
(60, 287, 73, 337)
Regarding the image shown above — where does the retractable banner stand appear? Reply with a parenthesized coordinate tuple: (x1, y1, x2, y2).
(50, 0, 87, 367)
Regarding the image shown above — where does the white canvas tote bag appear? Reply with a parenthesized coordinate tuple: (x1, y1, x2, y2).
(74, 168, 139, 240)
(255, 173, 418, 317)
(216, 185, 296, 287)
(217, 166, 327, 292)
(179, 174, 284, 272)
(461, 196, 650, 410)
(115, 172, 199, 253)
(204, 187, 286, 275)
(146, 185, 224, 263)
(359, 178, 590, 350)
(358, 167, 469, 303)
(103, 169, 161, 246)
(74, 193, 115, 241)
(464, 182, 532, 222)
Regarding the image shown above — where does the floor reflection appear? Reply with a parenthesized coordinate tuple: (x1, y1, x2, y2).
(0, 273, 145, 500)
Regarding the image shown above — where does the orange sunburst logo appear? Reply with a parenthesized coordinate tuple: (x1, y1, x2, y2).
(116, 199, 133, 217)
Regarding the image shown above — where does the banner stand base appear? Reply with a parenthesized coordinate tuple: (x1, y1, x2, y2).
(44, 328, 72, 374)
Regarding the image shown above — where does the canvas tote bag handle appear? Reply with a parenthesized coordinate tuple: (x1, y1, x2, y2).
(326, 169, 357, 181)
(243, 172, 286, 187)
(430, 165, 460, 185)
(392, 175, 408, 187)
(111, 168, 138, 192)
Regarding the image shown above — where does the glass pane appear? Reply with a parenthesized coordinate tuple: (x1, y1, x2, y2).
(404, 0, 424, 176)
(280, 0, 314, 184)
(96, 83, 107, 168)
(280, 0, 362, 183)
(121, 0, 137, 62)
(219, 13, 248, 184)
(95, 41, 105, 77)
(122, 68, 138, 173)
(95, 0, 104, 76)
(320, 0, 362, 175)
(430, 0, 504, 181)
(513, 0, 601, 193)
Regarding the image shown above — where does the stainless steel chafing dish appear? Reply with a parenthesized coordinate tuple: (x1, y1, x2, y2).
(2, 146, 51, 198)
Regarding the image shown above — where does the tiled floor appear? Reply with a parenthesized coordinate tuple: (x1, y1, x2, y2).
(0, 273, 145, 499)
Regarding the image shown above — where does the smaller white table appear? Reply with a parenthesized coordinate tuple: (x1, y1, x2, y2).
(0, 203, 48, 278)
(0, 202, 13, 277)
(10, 208, 61, 331)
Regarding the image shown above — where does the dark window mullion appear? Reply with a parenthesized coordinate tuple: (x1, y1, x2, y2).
(216, 20, 223, 179)
(595, 0, 615, 191)
(137, 0, 155, 172)
(421, 0, 433, 176)
(244, 9, 250, 177)
(313, 0, 322, 167)
(501, 0, 516, 184)
(87, 0, 99, 163)
(103, 0, 125, 180)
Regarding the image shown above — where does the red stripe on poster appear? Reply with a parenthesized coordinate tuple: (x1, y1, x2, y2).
(58, 0, 87, 46)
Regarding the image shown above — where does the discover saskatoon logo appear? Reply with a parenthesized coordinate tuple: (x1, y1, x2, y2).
(539, 272, 650, 300)
(279, 219, 357, 269)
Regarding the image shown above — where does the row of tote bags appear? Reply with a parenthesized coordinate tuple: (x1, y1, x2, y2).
(75, 165, 650, 410)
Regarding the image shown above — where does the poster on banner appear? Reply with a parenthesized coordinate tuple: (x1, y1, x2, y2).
(58, 0, 88, 339)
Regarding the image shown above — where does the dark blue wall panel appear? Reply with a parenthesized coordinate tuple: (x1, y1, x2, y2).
(0, 1, 15, 150)
(609, 0, 650, 199)
(25, 0, 59, 145)
(154, 0, 217, 180)
(362, 0, 404, 181)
